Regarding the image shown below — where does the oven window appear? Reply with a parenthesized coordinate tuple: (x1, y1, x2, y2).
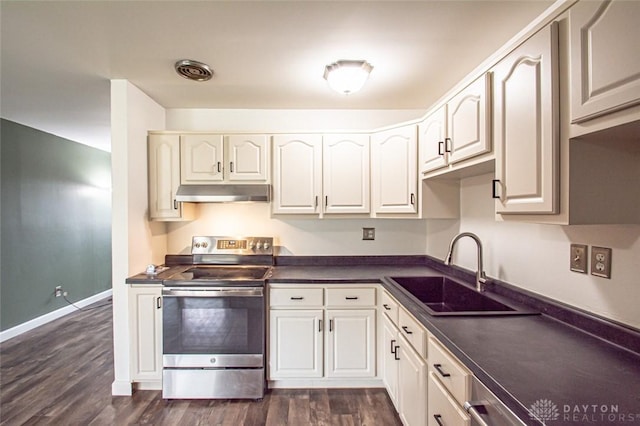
(163, 296, 264, 355)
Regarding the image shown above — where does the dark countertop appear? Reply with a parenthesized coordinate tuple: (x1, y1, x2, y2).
(127, 260, 640, 425)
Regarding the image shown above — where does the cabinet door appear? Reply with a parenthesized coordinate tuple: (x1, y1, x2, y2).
(148, 134, 183, 220)
(493, 23, 559, 214)
(398, 336, 428, 426)
(129, 286, 163, 383)
(371, 125, 418, 214)
(325, 309, 376, 378)
(323, 134, 370, 214)
(570, 0, 640, 123)
(418, 106, 448, 174)
(180, 134, 224, 183)
(226, 134, 269, 181)
(382, 315, 400, 409)
(269, 309, 323, 378)
(446, 74, 491, 164)
(272, 135, 322, 214)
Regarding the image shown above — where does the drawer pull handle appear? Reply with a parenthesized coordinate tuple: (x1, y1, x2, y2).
(401, 326, 413, 335)
(383, 304, 391, 310)
(394, 346, 400, 361)
(345, 296, 359, 300)
(290, 296, 304, 300)
(390, 339, 396, 354)
(156, 296, 162, 309)
(433, 414, 444, 426)
(434, 363, 451, 377)
(318, 319, 322, 332)
(329, 319, 333, 332)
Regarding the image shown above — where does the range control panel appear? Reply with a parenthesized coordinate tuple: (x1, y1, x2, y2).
(191, 236, 273, 255)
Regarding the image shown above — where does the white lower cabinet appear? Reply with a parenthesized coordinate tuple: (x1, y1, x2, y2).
(129, 285, 163, 387)
(269, 309, 323, 378)
(381, 290, 428, 426)
(398, 335, 428, 426)
(382, 315, 400, 409)
(268, 285, 377, 384)
(428, 372, 470, 426)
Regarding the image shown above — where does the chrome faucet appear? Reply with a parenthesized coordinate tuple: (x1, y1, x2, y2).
(444, 232, 487, 292)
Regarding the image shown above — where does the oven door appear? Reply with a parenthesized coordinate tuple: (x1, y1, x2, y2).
(162, 287, 264, 368)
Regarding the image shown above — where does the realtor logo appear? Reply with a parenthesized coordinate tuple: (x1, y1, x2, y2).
(529, 399, 560, 423)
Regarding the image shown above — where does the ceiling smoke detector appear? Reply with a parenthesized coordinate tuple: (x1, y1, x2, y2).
(174, 59, 213, 82)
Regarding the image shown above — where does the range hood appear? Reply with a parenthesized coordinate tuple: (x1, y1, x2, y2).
(175, 184, 271, 203)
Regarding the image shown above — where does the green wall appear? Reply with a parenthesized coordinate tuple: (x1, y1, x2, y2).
(1, 119, 112, 331)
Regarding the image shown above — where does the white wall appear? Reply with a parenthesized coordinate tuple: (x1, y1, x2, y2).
(166, 108, 425, 133)
(167, 203, 427, 255)
(426, 173, 640, 330)
(111, 80, 166, 395)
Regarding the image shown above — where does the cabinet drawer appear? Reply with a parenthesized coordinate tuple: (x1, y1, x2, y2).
(428, 336, 471, 405)
(270, 288, 323, 307)
(326, 287, 376, 307)
(398, 308, 426, 358)
(428, 372, 471, 426)
(381, 291, 399, 326)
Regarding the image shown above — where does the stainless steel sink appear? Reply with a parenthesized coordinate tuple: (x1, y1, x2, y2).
(389, 276, 537, 316)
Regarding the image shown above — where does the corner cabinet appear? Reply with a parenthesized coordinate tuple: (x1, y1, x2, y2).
(272, 134, 323, 214)
(128, 285, 163, 389)
(493, 23, 559, 215)
(268, 284, 377, 386)
(181, 134, 269, 184)
(570, 0, 640, 123)
(419, 73, 492, 177)
(148, 134, 195, 221)
(371, 125, 418, 215)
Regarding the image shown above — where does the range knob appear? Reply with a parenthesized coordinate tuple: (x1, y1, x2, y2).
(202, 241, 208, 248)
(263, 241, 271, 250)
(248, 240, 256, 249)
(194, 242, 201, 248)
(256, 241, 263, 249)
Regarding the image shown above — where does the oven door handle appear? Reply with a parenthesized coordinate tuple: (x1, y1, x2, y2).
(162, 287, 263, 297)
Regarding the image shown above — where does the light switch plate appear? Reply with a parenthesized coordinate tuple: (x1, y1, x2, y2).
(570, 244, 588, 273)
(591, 246, 612, 279)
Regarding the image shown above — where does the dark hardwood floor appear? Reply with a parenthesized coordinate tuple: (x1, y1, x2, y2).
(0, 300, 402, 425)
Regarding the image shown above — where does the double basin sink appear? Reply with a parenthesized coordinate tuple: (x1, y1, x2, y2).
(389, 276, 537, 316)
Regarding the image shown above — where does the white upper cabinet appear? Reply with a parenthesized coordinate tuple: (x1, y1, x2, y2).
(570, 0, 640, 123)
(371, 125, 418, 214)
(418, 106, 447, 174)
(148, 134, 195, 221)
(272, 134, 323, 214)
(493, 23, 559, 215)
(419, 74, 491, 177)
(180, 134, 224, 183)
(447, 74, 492, 164)
(181, 133, 269, 184)
(226, 134, 270, 181)
(323, 134, 370, 214)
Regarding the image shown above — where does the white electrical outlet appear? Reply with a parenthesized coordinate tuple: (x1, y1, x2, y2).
(591, 246, 612, 279)
(55, 286, 63, 297)
(362, 227, 375, 240)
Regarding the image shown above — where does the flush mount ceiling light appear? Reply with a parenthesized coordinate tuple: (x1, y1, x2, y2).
(323, 60, 373, 95)
(174, 59, 213, 82)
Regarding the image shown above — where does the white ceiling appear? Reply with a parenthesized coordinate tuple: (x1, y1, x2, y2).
(1, 0, 553, 152)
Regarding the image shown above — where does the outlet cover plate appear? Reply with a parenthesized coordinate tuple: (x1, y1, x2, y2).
(362, 227, 375, 240)
(570, 244, 588, 273)
(591, 246, 612, 279)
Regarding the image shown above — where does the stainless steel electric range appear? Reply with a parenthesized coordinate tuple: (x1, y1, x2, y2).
(161, 236, 273, 399)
